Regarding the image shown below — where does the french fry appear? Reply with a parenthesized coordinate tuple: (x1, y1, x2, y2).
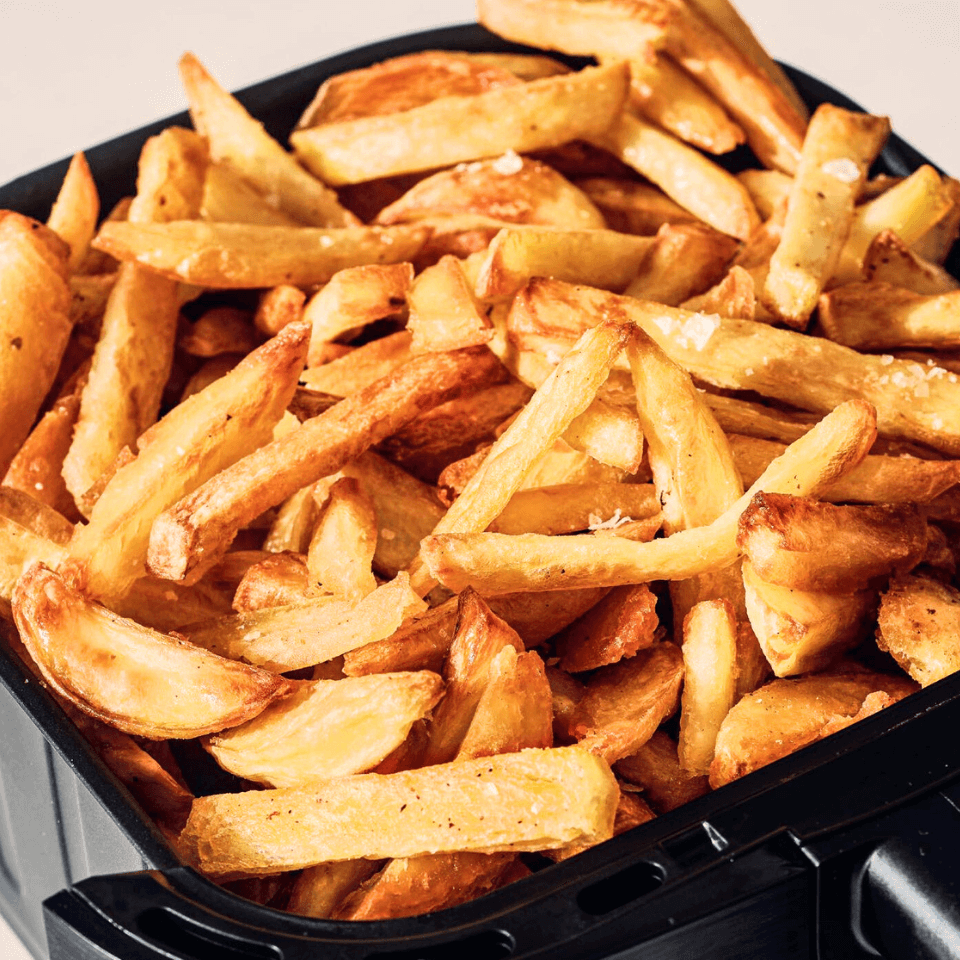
(593, 112, 759, 240)
(287, 860, 383, 920)
(148, 346, 505, 582)
(47, 152, 100, 272)
(305, 263, 413, 364)
(614, 731, 709, 813)
(705, 394, 815, 444)
(376, 154, 606, 229)
(819, 283, 960, 351)
(422, 399, 877, 593)
(476, 0, 672, 61)
(763, 104, 890, 328)
(200, 162, 301, 227)
(232, 552, 313, 612)
(179, 306, 260, 358)
(568, 642, 684, 764)
(254, 284, 306, 337)
(737, 492, 929, 591)
(409, 321, 635, 594)
(458, 50, 571, 82)
(737, 169, 793, 221)
(877, 575, 960, 687)
(65, 320, 308, 600)
(181, 746, 618, 876)
(913, 176, 960, 265)
(263, 486, 322, 555)
(619, 53, 745, 155)
(307, 477, 378, 602)
(682, 264, 756, 319)
(862, 230, 960, 296)
(92, 220, 430, 290)
(406, 256, 491, 353)
(299, 331, 414, 397)
(290, 63, 630, 186)
(475, 225, 656, 301)
(179, 52, 358, 228)
(63, 127, 208, 502)
(554, 583, 660, 673)
(12, 563, 292, 739)
(577, 178, 700, 235)
(710, 671, 917, 788)
(204, 672, 444, 786)
(742, 559, 875, 676)
(183, 573, 427, 673)
(0, 213, 72, 477)
(545, 789, 656, 862)
(624, 222, 738, 304)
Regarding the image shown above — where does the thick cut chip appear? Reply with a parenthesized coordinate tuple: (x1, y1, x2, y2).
(179, 52, 358, 227)
(47, 152, 100, 272)
(255, 284, 306, 336)
(568, 641, 684, 764)
(614, 731, 709, 813)
(232, 552, 313, 613)
(763, 105, 890, 328)
(593, 113, 759, 240)
(204, 672, 444, 786)
(0, 214, 72, 477)
(64, 320, 309, 601)
(577, 178, 700, 235)
(862, 230, 959, 296)
(201, 163, 301, 227)
(377, 154, 605, 229)
(287, 860, 382, 920)
(737, 492, 928, 592)
(12, 564, 291, 739)
(710, 671, 917, 788)
(877, 575, 960, 687)
(181, 745, 619, 876)
(407, 256, 491, 353)
(92, 221, 429, 289)
(290, 63, 630, 186)
(148, 346, 505, 582)
(300, 330, 414, 398)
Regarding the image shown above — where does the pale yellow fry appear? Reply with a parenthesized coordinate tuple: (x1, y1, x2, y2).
(409, 321, 636, 594)
(64, 321, 308, 601)
(181, 746, 618, 875)
(183, 573, 427, 673)
(290, 63, 629, 186)
(91, 220, 429, 289)
(179, 52, 357, 227)
(407, 256, 491, 353)
(47, 152, 100, 272)
(201, 163, 301, 226)
(763, 105, 890, 328)
(594, 112, 759, 240)
(422, 400, 877, 593)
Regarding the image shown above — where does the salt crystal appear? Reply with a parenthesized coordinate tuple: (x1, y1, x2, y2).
(821, 158, 860, 183)
(492, 150, 523, 176)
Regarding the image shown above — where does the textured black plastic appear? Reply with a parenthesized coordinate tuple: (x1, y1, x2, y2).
(0, 21, 957, 960)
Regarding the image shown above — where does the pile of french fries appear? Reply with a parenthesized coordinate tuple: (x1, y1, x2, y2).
(2, 0, 959, 922)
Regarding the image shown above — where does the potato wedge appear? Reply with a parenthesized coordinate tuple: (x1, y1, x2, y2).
(290, 63, 630, 186)
(614, 731, 709, 814)
(200, 163, 301, 227)
(232, 552, 313, 613)
(181, 745, 618, 876)
(47, 152, 100, 273)
(862, 230, 960, 296)
(12, 563, 291, 739)
(92, 220, 429, 289)
(204, 672, 444, 786)
(65, 320, 309, 601)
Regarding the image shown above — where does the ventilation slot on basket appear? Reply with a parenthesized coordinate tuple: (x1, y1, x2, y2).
(138, 907, 282, 960)
(366, 928, 515, 960)
(576, 860, 666, 916)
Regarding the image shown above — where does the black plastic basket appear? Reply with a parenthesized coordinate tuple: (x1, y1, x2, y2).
(1, 23, 959, 960)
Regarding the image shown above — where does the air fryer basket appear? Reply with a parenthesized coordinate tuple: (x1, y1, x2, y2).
(1, 23, 958, 960)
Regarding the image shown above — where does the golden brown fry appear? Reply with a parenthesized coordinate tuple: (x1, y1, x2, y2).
(288, 860, 383, 920)
(682, 263, 755, 319)
(569, 642, 684, 764)
(300, 330, 413, 397)
(742, 560, 874, 677)
(148, 346, 504, 582)
(255, 285, 306, 337)
(614, 731, 709, 813)
(862, 230, 960, 296)
(877, 574, 960, 687)
(422, 399, 877, 593)
(12, 563, 292, 739)
(0, 213, 72, 477)
(377, 154, 605, 229)
(913, 175, 960, 265)
(204, 672, 444, 786)
(305, 263, 413, 364)
(620, 53, 744, 154)
(47, 152, 100, 272)
(181, 745, 619, 876)
(307, 477, 378, 602)
(65, 320, 309, 601)
(200, 162, 302, 227)
(263, 486, 322, 555)
(407, 255, 491, 353)
(710, 671, 917, 788)
(577, 177, 700, 235)
(545, 788, 656, 861)
(554, 583, 660, 673)
(180, 52, 358, 227)
(92, 220, 429, 290)
(232, 552, 313, 613)
(179, 306, 260, 358)
(183, 574, 427, 673)
(624, 222, 738, 304)
(763, 105, 889, 328)
(291, 63, 630, 186)
(737, 169, 792, 221)
(594, 112, 759, 240)
(737, 492, 928, 592)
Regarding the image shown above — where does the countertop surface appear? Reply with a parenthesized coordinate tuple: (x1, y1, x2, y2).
(0, 1, 957, 956)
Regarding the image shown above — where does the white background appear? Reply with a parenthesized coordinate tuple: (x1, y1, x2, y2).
(0, 1, 957, 956)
